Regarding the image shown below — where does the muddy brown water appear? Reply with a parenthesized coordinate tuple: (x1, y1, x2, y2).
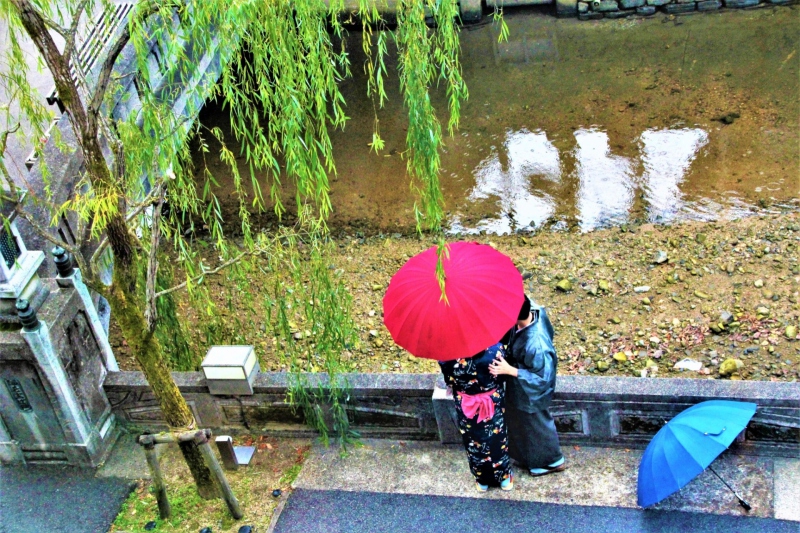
(195, 7, 799, 235)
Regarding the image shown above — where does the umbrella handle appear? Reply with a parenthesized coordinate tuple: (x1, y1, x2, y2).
(738, 498, 752, 512)
(708, 465, 750, 513)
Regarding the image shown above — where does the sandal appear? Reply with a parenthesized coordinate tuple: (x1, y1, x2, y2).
(529, 458, 567, 477)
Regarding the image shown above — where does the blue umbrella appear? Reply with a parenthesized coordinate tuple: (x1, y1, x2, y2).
(637, 400, 757, 509)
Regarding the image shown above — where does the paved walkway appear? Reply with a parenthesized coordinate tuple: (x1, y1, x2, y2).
(272, 488, 798, 533)
(283, 438, 800, 529)
(0, 464, 134, 533)
(1, 435, 796, 532)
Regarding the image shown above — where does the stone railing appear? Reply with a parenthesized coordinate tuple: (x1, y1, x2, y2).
(104, 372, 799, 457)
(575, 0, 793, 19)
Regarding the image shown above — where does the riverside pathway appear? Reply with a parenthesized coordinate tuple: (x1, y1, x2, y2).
(270, 438, 799, 532)
(272, 489, 798, 533)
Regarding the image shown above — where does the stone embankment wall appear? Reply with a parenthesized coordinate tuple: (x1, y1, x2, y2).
(576, 0, 793, 19)
(104, 371, 799, 457)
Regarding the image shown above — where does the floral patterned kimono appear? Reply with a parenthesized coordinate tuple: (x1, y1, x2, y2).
(439, 342, 511, 487)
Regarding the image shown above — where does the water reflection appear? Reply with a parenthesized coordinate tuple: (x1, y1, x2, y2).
(640, 128, 708, 223)
(574, 128, 635, 231)
(462, 129, 559, 234)
(455, 126, 717, 233)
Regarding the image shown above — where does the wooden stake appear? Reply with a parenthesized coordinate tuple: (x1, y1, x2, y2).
(143, 442, 171, 519)
(194, 430, 244, 519)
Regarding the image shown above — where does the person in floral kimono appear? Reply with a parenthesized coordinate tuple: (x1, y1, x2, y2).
(439, 342, 513, 492)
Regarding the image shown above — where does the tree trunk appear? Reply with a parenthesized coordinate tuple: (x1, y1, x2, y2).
(10, 0, 218, 500)
(106, 261, 218, 500)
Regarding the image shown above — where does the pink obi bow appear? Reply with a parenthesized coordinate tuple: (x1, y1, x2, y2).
(460, 389, 496, 423)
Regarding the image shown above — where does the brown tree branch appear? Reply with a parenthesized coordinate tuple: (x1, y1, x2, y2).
(11, 0, 90, 133)
(144, 184, 165, 332)
(87, 23, 131, 126)
(87, 0, 166, 125)
(0, 155, 100, 292)
(63, 0, 92, 63)
(155, 251, 250, 299)
(88, 181, 166, 267)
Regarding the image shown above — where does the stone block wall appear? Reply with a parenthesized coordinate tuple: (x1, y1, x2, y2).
(577, 0, 792, 19)
(105, 372, 440, 441)
(105, 371, 799, 457)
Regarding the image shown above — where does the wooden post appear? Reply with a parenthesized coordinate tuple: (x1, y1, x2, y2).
(142, 442, 171, 519)
(195, 430, 244, 520)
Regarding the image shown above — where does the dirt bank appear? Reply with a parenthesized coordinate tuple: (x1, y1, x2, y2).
(112, 212, 799, 382)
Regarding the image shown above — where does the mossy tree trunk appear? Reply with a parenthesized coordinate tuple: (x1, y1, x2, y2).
(105, 225, 217, 499)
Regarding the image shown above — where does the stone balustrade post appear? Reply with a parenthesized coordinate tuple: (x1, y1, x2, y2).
(52, 247, 118, 372)
(17, 299, 96, 452)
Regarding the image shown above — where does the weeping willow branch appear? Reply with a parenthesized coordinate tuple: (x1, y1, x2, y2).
(4, 0, 475, 449)
(63, 0, 92, 63)
(145, 184, 165, 331)
(396, 0, 443, 232)
(154, 251, 249, 299)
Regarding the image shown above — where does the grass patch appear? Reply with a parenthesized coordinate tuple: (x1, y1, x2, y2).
(109, 437, 310, 532)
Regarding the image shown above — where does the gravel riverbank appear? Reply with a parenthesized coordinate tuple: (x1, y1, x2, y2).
(114, 212, 800, 382)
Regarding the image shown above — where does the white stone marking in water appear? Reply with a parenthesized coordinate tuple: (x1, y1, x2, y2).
(640, 128, 709, 224)
(574, 128, 635, 231)
(466, 129, 559, 233)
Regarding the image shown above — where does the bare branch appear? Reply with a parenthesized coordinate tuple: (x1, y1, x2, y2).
(155, 251, 251, 299)
(87, 24, 131, 125)
(144, 185, 165, 332)
(87, 0, 165, 123)
(63, 0, 92, 63)
(0, 124, 21, 153)
(38, 12, 68, 39)
(11, 0, 90, 133)
(88, 181, 164, 266)
(0, 153, 100, 291)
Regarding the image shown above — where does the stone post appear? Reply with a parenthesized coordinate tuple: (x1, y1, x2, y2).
(52, 247, 118, 371)
(459, 0, 483, 23)
(432, 378, 461, 444)
(17, 299, 96, 453)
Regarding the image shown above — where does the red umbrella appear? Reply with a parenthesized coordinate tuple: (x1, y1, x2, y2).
(382, 241, 524, 361)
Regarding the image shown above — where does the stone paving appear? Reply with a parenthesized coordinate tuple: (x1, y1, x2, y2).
(271, 489, 799, 533)
(290, 438, 800, 522)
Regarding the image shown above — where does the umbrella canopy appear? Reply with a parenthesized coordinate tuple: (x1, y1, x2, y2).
(383, 241, 523, 361)
(637, 400, 757, 508)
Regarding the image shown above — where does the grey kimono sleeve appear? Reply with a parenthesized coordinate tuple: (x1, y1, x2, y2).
(512, 326, 556, 404)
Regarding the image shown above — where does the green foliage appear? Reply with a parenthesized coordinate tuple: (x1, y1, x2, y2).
(278, 463, 304, 487)
(265, 219, 359, 445)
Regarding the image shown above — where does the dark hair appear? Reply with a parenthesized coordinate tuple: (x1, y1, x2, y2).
(517, 295, 531, 321)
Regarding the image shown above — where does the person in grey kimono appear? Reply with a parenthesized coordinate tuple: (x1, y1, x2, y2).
(488, 295, 566, 476)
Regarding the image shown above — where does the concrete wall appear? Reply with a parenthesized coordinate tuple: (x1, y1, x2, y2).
(105, 371, 799, 457)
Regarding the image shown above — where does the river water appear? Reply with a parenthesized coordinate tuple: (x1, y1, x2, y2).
(197, 7, 799, 234)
